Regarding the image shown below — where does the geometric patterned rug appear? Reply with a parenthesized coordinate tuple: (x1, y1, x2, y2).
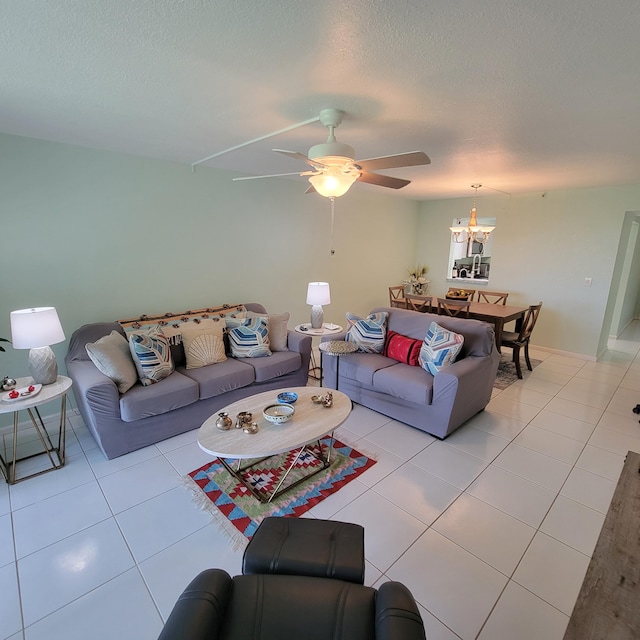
(493, 354, 542, 390)
(183, 436, 376, 549)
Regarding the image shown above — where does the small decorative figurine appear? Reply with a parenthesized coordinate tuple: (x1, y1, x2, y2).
(215, 412, 233, 430)
(1, 376, 16, 391)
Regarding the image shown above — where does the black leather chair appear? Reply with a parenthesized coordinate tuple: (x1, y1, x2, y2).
(158, 518, 426, 640)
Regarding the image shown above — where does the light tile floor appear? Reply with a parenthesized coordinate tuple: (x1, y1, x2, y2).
(3, 323, 640, 639)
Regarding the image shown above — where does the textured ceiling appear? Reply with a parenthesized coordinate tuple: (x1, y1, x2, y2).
(3, 0, 640, 199)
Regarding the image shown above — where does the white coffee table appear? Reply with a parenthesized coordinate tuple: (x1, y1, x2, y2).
(198, 386, 352, 503)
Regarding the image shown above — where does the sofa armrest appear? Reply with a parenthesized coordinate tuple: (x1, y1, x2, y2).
(375, 581, 426, 640)
(320, 332, 348, 343)
(158, 569, 233, 640)
(67, 360, 122, 421)
(286, 330, 312, 354)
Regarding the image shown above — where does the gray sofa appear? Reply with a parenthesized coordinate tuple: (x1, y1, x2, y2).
(321, 306, 499, 438)
(65, 303, 312, 459)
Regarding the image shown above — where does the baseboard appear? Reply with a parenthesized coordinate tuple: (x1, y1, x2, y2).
(530, 344, 597, 362)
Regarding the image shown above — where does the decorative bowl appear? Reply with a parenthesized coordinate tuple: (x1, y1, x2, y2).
(277, 391, 298, 404)
(263, 403, 295, 424)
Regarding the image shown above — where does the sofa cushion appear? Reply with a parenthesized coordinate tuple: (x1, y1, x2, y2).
(246, 311, 290, 351)
(85, 330, 138, 393)
(246, 351, 302, 382)
(181, 320, 227, 369)
(383, 331, 422, 366)
(179, 358, 256, 400)
(339, 353, 397, 386)
(419, 321, 464, 375)
(345, 312, 388, 353)
(373, 363, 434, 405)
(128, 330, 175, 386)
(226, 317, 272, 358)
(119, 371, 199, 422)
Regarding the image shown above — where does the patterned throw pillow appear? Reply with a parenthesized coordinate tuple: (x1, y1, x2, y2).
(384, 330, 422, 366)
(246, 311, 290, 351)
(419, 321, 464, 375)
(180, 320, 227, 369)
(345, 312, 388, 353)
(226, 317, 272, 358)
(128, 330, 175, 385)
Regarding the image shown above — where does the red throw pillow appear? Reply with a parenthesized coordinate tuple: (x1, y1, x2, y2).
(383, 330, 422, 366)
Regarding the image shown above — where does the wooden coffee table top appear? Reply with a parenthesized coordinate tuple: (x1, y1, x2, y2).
(198, 386, 352, 459)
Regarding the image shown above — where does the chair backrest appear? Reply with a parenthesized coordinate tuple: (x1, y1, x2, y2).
(405, 294, 432, 313)
(388, 286, 407, 308)
(478, 291, 509, 305)
(516, 301, 543, 342)
(447, 288, 476, 302)
(437, 297, 470, 318)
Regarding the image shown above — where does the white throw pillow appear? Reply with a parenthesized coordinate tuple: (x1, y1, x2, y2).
(85, 331, 138, 393)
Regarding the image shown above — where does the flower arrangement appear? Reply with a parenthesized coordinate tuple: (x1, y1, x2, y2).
(403, 265, 430, 295)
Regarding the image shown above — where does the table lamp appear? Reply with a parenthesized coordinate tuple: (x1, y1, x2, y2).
(306, 282, 331, 329)
(10, 307, 66, 385)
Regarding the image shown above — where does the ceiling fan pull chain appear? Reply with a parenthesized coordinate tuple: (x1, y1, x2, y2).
(330, 196, 336, 255)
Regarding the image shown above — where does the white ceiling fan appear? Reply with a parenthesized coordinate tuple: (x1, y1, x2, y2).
(230, 108, 431, 198)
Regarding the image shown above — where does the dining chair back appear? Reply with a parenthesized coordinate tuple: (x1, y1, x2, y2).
(437, 297, 471, 318)
(405, 294, 432, 313)
(389, 286, 407, 308)
(500, 301, 543, 378)
(478, 291, 509, 305)
(446, 288, 476, 302)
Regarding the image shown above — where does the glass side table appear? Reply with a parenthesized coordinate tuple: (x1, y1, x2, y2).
(0, 375, 72, 484)
(318, 340, 358, 390)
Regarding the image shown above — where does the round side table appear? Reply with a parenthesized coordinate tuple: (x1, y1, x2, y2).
(318, 340, 358, 390)
(294, 323, 343, 380)
(0, 375, 72, 484)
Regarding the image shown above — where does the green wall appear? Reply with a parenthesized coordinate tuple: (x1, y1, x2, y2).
(417, 187, 640, 358)
(0, 133, 419, 384)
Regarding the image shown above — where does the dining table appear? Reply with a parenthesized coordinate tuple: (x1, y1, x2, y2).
(405, 295, 529, 352)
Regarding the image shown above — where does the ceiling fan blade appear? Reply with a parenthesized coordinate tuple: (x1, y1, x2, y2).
(273, 149, 327, 169)
(357, 171, 411, 189)
(233, 170, 314, 181)
(355, 151, 430, 172)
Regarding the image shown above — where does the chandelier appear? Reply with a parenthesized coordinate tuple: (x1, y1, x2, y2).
(450, 184, 495, 244)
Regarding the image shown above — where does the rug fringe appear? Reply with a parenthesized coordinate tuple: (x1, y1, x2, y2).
(180, 475, 248, 551)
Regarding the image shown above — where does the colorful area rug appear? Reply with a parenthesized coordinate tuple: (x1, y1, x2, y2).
(494, 354, 542, 390)
(183, 436, 376, 548)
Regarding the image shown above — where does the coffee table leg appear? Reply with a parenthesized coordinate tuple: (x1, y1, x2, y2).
(216, 438, 335, 504)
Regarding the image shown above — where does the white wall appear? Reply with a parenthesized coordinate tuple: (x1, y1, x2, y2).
(417, 187, 640, 358)
(0, 133, 420, 385)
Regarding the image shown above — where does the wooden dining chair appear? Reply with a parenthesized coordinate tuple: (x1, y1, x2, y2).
(437, 297, 470, 318)
(389, 286, 407, 308)
(405, 294, 432, 313)
(500, 301, 543, 378)
(478, 291, 509, 305)
(446, 288, 476, 302)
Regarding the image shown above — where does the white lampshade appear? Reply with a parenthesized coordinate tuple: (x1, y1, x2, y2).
(11, 307, 65, 348)
(306, 282, 331, 306)
(10, 307, 65, 385)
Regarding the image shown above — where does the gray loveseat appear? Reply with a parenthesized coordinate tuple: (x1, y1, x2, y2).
(321, 306, 499, 438)
(65, 303, 312, 459)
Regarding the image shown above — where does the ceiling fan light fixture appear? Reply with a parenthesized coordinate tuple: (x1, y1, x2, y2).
(309, 169, 357, 198)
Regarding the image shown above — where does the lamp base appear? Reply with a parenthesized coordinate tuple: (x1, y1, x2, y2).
(310, 305, 324, 329)
(29, 346, 59, 385)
